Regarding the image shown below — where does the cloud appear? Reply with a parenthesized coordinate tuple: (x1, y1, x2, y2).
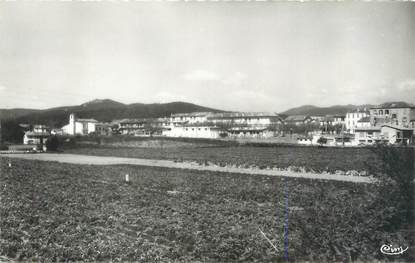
(183, 70, 220, 82)
(154, 91, 193, 104)
(222, 71, 247, 86)
(398, 80, 415, 92)
(183, 70, 248, 89)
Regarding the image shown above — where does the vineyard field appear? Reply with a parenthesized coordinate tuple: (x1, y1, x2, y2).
(1, 157, 413, 262)
(63, 143, 380, 173)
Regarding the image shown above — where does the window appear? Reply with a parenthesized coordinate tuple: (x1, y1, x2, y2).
(385, 110, 389, 114)
(392, 114, 397, 118)
(379, 110, 383, 115)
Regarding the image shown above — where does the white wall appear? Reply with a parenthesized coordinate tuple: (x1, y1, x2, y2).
(345, 112, 368, 133)
(62, 121, 96, 135)
(170, 115, 209, 125)
(62, 123, 74, 135)
(62, 114, 75, 135)
(163, 126, 220, 138)
(356, 121, 371, 128)
(88, 122, 96, 133)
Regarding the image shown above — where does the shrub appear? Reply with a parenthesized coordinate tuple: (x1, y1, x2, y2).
(294, 145, 415, 262)
(0, 144, 8, 150)
(317, 136, 327, 145)
(45, 136, 60, 151)
(370, 146, 415, 230)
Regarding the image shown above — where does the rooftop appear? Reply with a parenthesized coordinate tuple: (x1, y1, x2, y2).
(371, 101, 415, 109)
(208, 112, 281, 119)
(33, 124, 49, 128)
(322, 116, 334, 122)
(171, 112, 213, 117)
(228, 127, 268, 131)
(381, 124, 415, 131)
(77, 118, 98, 123)
(347, 108, 370, 114)
(354, 126, 381, 131)
(24, 131, 51, 137)
(118, 118, 151, 124)
(284, 115, 311, 122)
(357, 116, 371, 123)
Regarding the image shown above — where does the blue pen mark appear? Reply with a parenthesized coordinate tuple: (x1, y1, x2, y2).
(283, 178, 289, 261)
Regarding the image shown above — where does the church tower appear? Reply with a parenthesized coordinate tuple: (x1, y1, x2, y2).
(69, 113, 76, 135)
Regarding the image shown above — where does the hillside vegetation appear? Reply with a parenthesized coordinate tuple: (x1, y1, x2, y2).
(3, 100, 222, 127)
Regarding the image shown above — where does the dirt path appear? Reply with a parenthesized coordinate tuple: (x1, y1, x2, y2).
(1, 153, 374, 183)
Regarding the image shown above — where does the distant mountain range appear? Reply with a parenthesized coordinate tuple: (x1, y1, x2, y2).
(0, 99, 222, 128)
(0, 108, 41, 120)
(280, 104, 374, 116)
(1, 99, 414, 127)
(281, 101, 415, 116)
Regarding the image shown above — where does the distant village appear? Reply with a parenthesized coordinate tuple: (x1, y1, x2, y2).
(19, 102, 415, 149)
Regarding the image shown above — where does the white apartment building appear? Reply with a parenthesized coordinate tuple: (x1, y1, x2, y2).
(164, 112, 282, 139)
(163, 125, 221, 139)
(207, 112, 282, 127)
(345, 110, 369, 133)
(332, 115, 346, 126)
(170, 112, 212, 126)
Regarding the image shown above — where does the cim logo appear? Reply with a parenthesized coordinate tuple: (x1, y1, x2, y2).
(380, 244, 408, 255)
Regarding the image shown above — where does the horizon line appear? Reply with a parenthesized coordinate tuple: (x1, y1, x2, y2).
(0, 98, 414, 113)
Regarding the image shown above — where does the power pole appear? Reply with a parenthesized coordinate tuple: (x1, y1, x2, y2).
(342, 123, 345, 147)
(0, 119, 2, 146)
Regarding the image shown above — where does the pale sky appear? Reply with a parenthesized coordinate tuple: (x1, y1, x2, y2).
(0, 2, 414, 112)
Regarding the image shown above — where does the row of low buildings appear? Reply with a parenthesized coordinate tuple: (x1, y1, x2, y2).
(22, 102, 415, 147)
(349, 102, 415, 146)
(300, 102, 415, 146)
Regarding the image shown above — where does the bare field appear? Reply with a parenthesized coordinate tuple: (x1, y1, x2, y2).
(1, 153, 373, 183)
(1, 157, 413, 262)
(63, 142, 381, 173)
